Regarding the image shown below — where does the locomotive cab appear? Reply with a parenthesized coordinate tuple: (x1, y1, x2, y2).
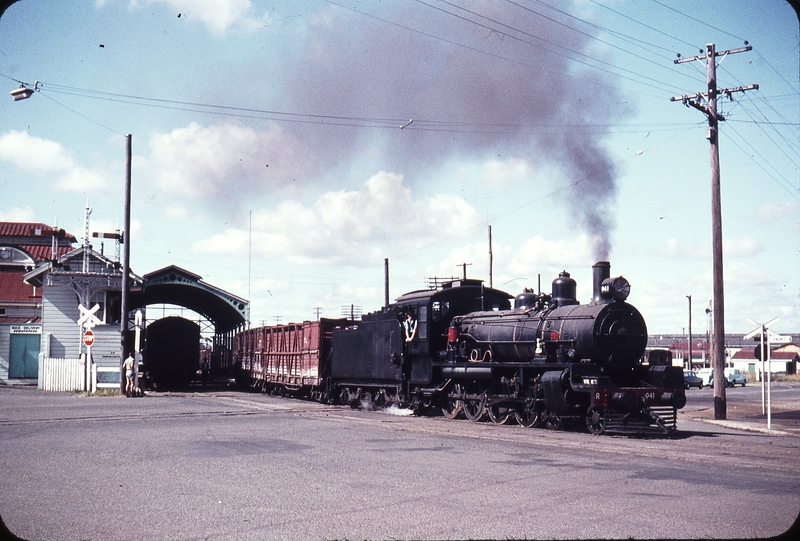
(330, 279, 512, 405)
(395, 279, 512, 376)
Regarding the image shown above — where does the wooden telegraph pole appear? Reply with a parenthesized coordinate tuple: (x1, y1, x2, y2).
(671, 44, 757, 419)
(686, 295, 692, 371)
(120, 134, 132, 393)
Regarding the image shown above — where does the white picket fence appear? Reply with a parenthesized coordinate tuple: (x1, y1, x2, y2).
(39, 357, 84, 392)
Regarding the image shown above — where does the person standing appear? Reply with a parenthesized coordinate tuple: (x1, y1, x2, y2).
(123, 353, 136, 397)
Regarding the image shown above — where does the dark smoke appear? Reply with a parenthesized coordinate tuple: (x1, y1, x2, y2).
(275, 1, 631, 259)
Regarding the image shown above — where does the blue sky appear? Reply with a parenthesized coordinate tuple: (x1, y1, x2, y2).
(1, 0, 798, 335)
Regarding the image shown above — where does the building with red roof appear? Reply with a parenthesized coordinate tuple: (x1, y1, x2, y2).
(1, 222, 77, 381)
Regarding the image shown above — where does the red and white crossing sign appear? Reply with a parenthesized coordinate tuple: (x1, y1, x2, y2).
(83, 330, 95, 347)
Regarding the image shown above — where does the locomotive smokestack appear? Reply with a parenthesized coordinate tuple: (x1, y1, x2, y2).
(593, 261, 610, 303)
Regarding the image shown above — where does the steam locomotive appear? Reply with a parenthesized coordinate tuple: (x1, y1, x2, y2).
(234, 261, 685, 435)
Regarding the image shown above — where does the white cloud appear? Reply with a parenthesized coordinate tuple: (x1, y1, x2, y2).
(480, 157, 534, 187)
(756, 201, 799, 227)
(125, 0, 274, 34)
(143, 121, 311, 205)
(664, 237, 709, 259)
(165, 203, 189, 220)
(194, 171, 484, 266)
(663, 236, 763, 259)
(0, 206, 37, 222)
(0, 130, 76, 174)
(725, 236, 764, 258)
(508, 234, 594, 275)
(0, 130, 111, 192)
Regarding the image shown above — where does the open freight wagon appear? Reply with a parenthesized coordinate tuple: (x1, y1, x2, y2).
(233, 318, 347, 400)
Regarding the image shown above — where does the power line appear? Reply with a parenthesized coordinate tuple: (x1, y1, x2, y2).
(24, 78, 698, 136)
(410, 0, 687, 94)
(649, 0, 748, 43)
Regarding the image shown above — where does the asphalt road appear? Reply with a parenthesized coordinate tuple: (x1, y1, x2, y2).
(1, 383, 799, 541)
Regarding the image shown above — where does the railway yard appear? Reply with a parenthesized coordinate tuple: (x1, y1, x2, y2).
(1, 381, 799, 541)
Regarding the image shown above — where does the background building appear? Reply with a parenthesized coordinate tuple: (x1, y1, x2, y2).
(647, 333, 798, 378)
(0, 222, 76, 382)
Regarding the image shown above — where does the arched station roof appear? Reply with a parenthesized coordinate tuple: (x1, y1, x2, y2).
(129, 265, 248, 333)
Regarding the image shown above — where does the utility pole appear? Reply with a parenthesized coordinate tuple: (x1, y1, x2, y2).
(686, 295, 692, 371)
(120, 134, 132, 394)
(488, 226, 493, 289)
(384, 258, 390, 308)
(671, 43, 757, 420)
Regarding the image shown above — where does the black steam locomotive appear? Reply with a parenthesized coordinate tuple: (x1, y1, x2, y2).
(235, 261, 685, 435)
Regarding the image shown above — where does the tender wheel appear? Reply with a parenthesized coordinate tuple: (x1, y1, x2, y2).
(361, 391, 374, 411)
(586, 407, 606, 435)
(440, 383, 464, 420)
(337, 387, 350, 406)
(462, 381, 487, 423)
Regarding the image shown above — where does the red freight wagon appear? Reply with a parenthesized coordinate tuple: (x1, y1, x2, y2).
(234, 319, 347, 400)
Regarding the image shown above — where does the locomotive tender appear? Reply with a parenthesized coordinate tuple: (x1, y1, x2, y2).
(234, 261, 686, 435)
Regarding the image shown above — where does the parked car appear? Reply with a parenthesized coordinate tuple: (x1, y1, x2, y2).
(683, 370, 703, 389)
(696, 367, 747, 388)
(697, 368, 714, 387)
(724, 368, 747, 387)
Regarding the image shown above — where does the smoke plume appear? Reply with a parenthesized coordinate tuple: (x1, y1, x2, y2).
(270, 1, 630, 259)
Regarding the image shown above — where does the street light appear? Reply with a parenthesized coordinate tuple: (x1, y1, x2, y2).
(9, 81, 39, 101)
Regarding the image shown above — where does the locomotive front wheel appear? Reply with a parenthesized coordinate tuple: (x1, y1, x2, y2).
(440, 383, 464, 420)
(462, 381, 487, 423)
(545, 410, 564, 430)
(586, 407, 606, 435)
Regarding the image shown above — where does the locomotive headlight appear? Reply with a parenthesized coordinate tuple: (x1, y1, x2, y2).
(600, 276, 631, 302)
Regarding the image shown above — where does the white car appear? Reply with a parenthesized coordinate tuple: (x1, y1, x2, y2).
(697, 367, 747, 388)
(724, 368, 747, 387)
(697, 368, 714, 387)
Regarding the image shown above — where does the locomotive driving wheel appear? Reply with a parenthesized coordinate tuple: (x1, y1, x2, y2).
(487, 381, 514, 425)
(440, 383, 464, 419)
(586, 406, 606, 435)
(514, 399, 542, 428)
(462, 381, 487, 423)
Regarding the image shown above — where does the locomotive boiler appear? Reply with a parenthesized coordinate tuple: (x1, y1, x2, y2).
(443, 261, 686, 433)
